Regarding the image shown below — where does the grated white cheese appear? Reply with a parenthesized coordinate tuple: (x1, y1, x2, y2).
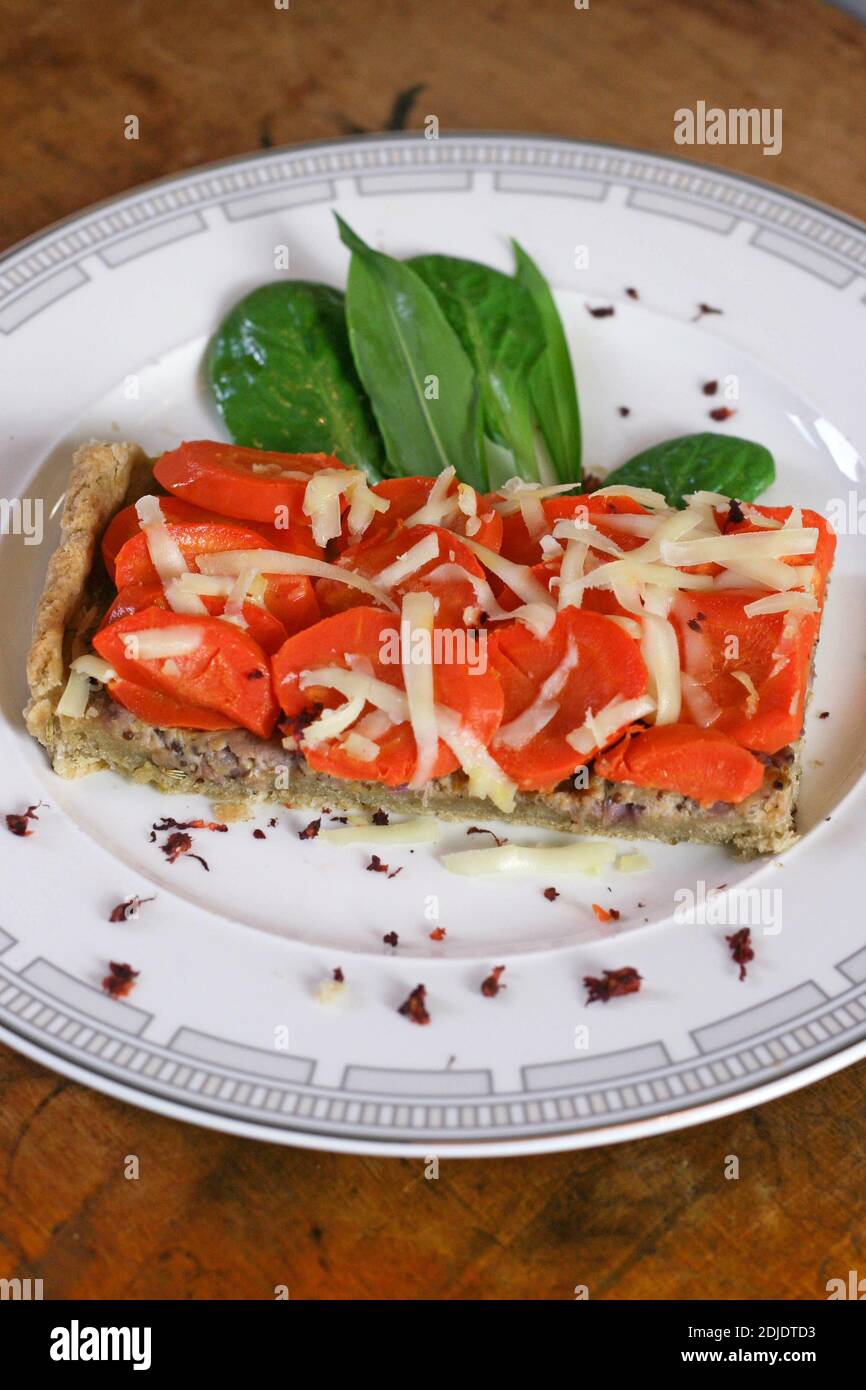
(134, 495, 208, 615)
(320, 816, 440, 845)
(375, 532, 440, 589)
(442, 840, 617, 877)
(493, 639, 578, 750)
(195, 549, 399, 611)
(566, 694, 656, 755)
(401, 591, 439, 787)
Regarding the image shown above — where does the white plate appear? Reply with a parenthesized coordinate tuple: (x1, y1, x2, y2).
(1, 134, 865, 1156)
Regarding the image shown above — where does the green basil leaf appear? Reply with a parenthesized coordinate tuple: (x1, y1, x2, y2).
(408, 253, 544, 480)
(336, 217, 486, 490)
(602, 432, 776, 508)
(208, 281, 385, 479)
(512, 241, 582, 482)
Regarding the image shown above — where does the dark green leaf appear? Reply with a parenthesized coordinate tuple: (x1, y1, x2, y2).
(408, 254, 544, 480)
(208, 281, 385, 479)
(601, 432, 776, 508)
(512, 241, 582, 482)
(336, 217, 486, 490)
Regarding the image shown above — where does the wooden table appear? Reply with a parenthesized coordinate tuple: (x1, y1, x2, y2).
(2, 0, 864, 1300)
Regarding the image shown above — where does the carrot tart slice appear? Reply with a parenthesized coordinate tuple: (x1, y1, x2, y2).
(26, 445, 834, 855)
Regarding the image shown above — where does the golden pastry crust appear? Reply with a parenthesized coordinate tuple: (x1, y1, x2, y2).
(24, 440, 148, 773)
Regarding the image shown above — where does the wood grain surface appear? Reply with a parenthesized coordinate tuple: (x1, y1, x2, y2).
(1, 0, 865, 1300)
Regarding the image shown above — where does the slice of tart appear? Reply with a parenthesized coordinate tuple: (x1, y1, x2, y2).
(25, 440, 835, 856)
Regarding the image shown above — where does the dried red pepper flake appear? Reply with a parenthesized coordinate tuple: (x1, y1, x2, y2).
(383, 931, 399, 947)
(333, 967, 345, 983)
(726, 927, 754, 982)
(160, 831, 209, 871)
(584, 967, 641, 1004)
(818, 710, 830, 720)
(387, 866, 403, 879)
(709, 405, 736, 422)
(429, 926, 446, 941)
(586, 304, 615, 318)
(481, 965, 506, 998)
(102, 961, 139, 998)
(726, 497, 746, 526)
(591, 903, 621, 924)
(466, 826, 507, 847)
(625, 286, 639, 300)
(702, 379, 719, 396)
(6, 802, 42, 837)
(372, 809, 390, 826)
(253, 828, 266, 840)
(268, 818, 278, 828)
(245, 669, 265, 680)
(543, 887, 560, 902)
(152, 817, 228, 833)
(298, 817, 321, 840)
(693, 302, 723, 320)
(618, 406, 631, 417)
(398, 983, 430, 1025)
(367, 854, 388, 873)
(109, 895, 155, 923)
(687, 617, 703, 632)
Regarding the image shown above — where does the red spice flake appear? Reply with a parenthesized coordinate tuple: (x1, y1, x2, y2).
(298, 817, 321, 840)
(693, 302, 723, 321)
(333, 966, 345, 983)
(246, 669, 265, 680)
(618, 406, 631, 417)
(429, 926, 446, 941)
(367, 854, 389, 873)
(383, 931, 399, 947)
(543, 887, 560, 902)
(152, 817, 227, 834)
(818, 710, 830, 720)
(102, 961, 139, 999)
(586, 304, 615, 318)
(591, 903, 621, 924)
(581, 472, 604, 493)
(726, 927, 754, 982)
(5, 802, 42, 837)
(398, 983, 430, 1025)
(709, 406, 736, 422)
(466, 825, 507, 848)
(387, 866, 403, 879)
(481, 965, 506, 998)
(687, 617, 703, 632)
(268, 818, 278, 828)
(160, 831, 209, 871)
(702, 379, 719, 396)
(253, 828, 266, 840)
(584, 967, 642, 1004)
(372, 809, 390, 826)
(625, 286, 639, 300)
(109, 895, 155, 923)
(726, 497, 746, 526)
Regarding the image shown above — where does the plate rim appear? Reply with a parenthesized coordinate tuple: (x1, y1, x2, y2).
(1, 130, 864, 276)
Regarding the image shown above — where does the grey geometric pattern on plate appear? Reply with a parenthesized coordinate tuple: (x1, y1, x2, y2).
(2, 930, 866, 1140)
